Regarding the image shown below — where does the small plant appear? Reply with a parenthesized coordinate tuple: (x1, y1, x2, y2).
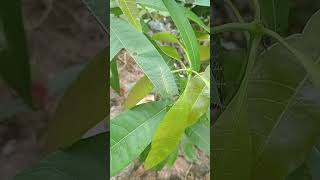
(110, 0, 210, 176)
(213, 0, 320, 179)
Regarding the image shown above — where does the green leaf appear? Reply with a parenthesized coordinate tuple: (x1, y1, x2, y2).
(0, 1, 32, 106)
(118, 0, 142, 32)
(179, 0, 210, 6)
(45, 49, 107, 153)
(152, 32, 180, 44)
(185, 118, 210, 155)
(183, 7, 209, 33)
(166, 146, 179, 166)
(212, 38, 261, 180)
(195, 31, 210, 41)
(15, 133, 108, 180)
(124, 75, 153, 109)
(82, 0, 108, 31)
(110, 58, 120, 94)
(258, 0, 289, 34)
(248, 10, 320, 179)
(182, 135, 197, 162)
(145, 67, 210, 169)
(163, 0, 200, 71)
(110, 101, 167, 176)
(159, 46, 181, 61)
(199, 45, 210, 61)
(110, 16, 178, 97)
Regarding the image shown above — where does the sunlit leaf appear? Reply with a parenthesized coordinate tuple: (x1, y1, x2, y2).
(118, 0, 142, 32)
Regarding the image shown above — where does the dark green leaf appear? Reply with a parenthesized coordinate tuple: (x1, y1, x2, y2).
(258, 0, 289, 34)
(46, 49, 107, 153)
(15, 133, 108, 180)
(0, 1, 32, 106)
(82, 0, 108, 31)
(110, 58, 120, 94)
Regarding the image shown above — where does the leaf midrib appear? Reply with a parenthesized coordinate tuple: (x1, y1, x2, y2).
(111, 106, 166, 151)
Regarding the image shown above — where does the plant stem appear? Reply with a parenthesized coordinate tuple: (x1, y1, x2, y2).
(212, 22, 253, 34)
(224, 0, 250, 44)
(171, 68, 190, 74)
(252, 0, 261, 21)
(191, 70, 210, 88)
(225, 0, 245, 23)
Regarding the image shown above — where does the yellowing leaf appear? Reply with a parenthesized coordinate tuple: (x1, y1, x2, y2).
(199, 45, 210, 61)
(118, 0, 142, 32)
(144, 67, 210, 169)
(124, 76, 153, 109)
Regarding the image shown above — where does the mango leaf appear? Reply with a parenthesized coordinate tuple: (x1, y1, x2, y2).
(179, 0, 210, 6)
(185, 117, 210, 155)
(110, 16, 178, 97)
(124, 75, 153, 109)
(200, 45, 210, 61)
(152, 32, 180, 44)
(45, 49, 107, 153)
(15, 133, 108, 180)
(195, 31, 210, 41)
(166, 146, 179, 166)
(0, 1, 32, 106)
(183, 7, 209, 33)
(258, 0, 289, 34)
(111, 101, 167, 176)
(182, 136, 197, 162)
(248, 10, 320, 179)
(110, 58, 120, 94)
(159, 46, 181, 61)
(145, 67, 210, 169)
(82, 0, 108, 31)
(118, 0, 142, 32)
(163, 0, 200, 71)
(212, 38, 261, 180)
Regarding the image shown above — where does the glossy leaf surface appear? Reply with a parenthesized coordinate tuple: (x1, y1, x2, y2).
(110, 16, 178, 97)
(110, 101, 167, 176)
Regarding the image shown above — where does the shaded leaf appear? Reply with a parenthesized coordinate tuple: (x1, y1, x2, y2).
(0, 1, 32, 106)
(152, 32, 180, 44)
(46, 49, 107, 153)
(159, 46, 181, 61)
(258, 0, 289, 34)
(82, 0, 108, 31)
(110, 58, 120, 94)
(15, 133, 108, 180)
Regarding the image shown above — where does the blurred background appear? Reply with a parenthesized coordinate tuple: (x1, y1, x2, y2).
(0, 0, 106, 179)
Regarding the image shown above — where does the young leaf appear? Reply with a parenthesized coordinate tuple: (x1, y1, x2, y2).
(199, 45, 210, 61)
(145, 67, 210, 169)
(82, 0, 108, 32)
(110, 58, 120, 94)
(0, 1, 32, 106)
(163, 0, 200, 71)
(152, 32, 180, 44)
(15, 133, 108, 180)
(124, 75, 153, 109)
(118, 0, 142, 32)
(159, 46, 181, 61)
(111, 101, 167, 176)
(110, 16, 178, 97)
(258, 0, 289, 34)
(45, 49, 108, 153)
